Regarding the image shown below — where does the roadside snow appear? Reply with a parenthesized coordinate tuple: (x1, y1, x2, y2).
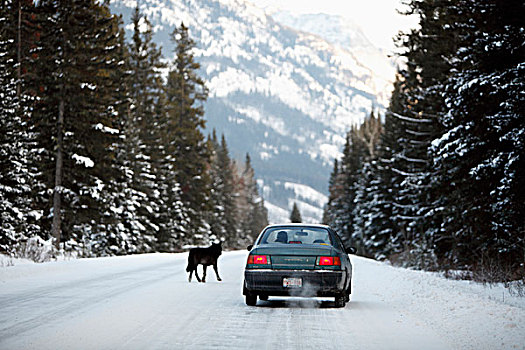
(351, 256, 525, 349)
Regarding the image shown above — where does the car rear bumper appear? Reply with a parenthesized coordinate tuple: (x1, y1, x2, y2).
(244, 269, 348, 297)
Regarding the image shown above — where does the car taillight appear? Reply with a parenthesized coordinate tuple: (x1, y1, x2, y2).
(247, 255, 271, 265)
(316, 256, 341, 266)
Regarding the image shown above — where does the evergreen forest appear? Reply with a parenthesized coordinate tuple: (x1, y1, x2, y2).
(0, 1, 268, 259)
(323, 0, 524, 284)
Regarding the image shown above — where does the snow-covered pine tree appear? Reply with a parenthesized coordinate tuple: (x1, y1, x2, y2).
(0, 2, 18, 253)
(351, 159, 382, 258)
(328, 135, 350, 239)
(25, 0, 128, 255)
(207, 131, 223, 239)
(93, 16, 158, 256)
(219, 135, 239, 245)
(163, 22, 211, 247)
(208, 133, 238, 247)
(104, 20, 139, 255)
(0, 0, 47, 258)
(335, 126, 369, 246)
(0, 0, 38, 254)
(385, 0, 459, 268)
(154, 87, 189, 251)
(1, 0, 54, 257)
(360, 77, 407, 260)
(433, 0, 525, 275)
(323, 128, 364, 246)
(114, 7, 167, 253)
(350, 111, 382, 257)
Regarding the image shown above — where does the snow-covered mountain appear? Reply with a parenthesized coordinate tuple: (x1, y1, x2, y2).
(271, 11, 396, 104)
(110, 0, 395, 223)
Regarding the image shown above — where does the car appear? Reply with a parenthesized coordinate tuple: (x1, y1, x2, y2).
(243, 223, 355, 307)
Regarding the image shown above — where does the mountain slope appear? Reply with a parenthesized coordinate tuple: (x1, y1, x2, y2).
(110, 0, 392, 223)
(271, 11, 396, 104)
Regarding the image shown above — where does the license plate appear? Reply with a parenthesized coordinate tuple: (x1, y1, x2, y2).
(283, 277, 302, 288)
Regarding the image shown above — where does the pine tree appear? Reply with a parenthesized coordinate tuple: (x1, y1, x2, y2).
(322, 159, 339, 226)
(164, 22, 210, 246)
(379, 0, 460, 267)
(237, 153, 268, 243)
(351, 160, 379, 258)
(328, 134, 352, 239)
(320, 110, 383, 255)
(1, 0, 49, 255)
(433, 0, 525, 274)
(208, 133, 238, 247)
(0, 0, 29, 253)
(333, 126, 369, 246)
(218, 135, 238, 242)
(380, 0, 524, 276)
(349, 111, 382, 256)
(115, 7, 167, 253)
(25, 0, 128, 255)
(290, 202, 302, 223)
(155, 88, 189, 251)
(362, 91, 405, 259)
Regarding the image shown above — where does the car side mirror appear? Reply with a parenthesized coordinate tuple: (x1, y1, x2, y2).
(345, 247, 356, 255)
(247, 244, 253, 251)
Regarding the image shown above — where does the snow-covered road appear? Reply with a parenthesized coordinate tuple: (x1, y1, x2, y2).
(1, 251, 524, 349)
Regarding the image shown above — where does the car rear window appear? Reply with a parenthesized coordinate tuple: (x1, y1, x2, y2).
(260, 227, 332, 245)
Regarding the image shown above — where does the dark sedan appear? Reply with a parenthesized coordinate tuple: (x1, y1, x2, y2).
(243, 224, 354, 307)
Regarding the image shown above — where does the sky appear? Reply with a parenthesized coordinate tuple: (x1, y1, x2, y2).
(248, 0, 419, 51)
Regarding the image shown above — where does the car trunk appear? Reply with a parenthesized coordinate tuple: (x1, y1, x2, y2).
(252, 245, 334, 270)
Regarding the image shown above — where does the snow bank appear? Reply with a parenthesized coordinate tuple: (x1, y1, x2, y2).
(351, 256, 525, 349)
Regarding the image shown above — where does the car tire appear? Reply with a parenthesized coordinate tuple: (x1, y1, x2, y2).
(335, 293, 346, 308)
(246, 292, 257, 306)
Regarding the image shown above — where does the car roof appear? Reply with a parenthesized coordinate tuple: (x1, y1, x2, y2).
(263, 223, 331, 229)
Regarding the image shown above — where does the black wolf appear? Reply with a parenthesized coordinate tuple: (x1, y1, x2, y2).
(186, 242, 222, 283)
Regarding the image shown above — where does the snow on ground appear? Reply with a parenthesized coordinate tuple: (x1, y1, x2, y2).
(352, 256, 525, 350)
(1, 252, 524, 349)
